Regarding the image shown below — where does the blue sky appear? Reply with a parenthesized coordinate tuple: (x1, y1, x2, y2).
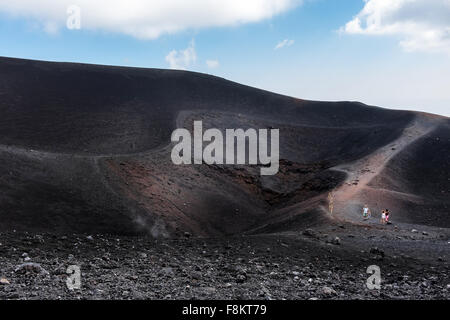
(0, 0, 449, 116)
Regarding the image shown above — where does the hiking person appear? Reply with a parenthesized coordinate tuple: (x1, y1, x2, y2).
(381, 210, 386, 225)
(385, 209, 390, 224)
(362, 204, 371, 220)
(328, 191, 334, 215)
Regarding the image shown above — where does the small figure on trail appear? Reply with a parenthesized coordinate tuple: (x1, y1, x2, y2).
(385, 209, 390, 224)
(362, 204, 371, 220)
(381, 210, 387, 225)
(328, 191, 335, 215)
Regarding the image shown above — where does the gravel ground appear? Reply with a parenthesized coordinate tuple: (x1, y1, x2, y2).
(0, 222, 448, 300)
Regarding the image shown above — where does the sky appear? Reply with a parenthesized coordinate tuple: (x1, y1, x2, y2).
(0, 0, 449, 117)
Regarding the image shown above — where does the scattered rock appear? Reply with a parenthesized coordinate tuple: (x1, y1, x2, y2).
(303, 229, 318, 238)
(320, 286, 337, 296)
(160, 267, 174, 276)
(411, 229, 418, 233)
(0, 277, 10, 285)
(332, 237, 341, 245)
(14, 263, 49, 275)
(325, 236, 341, 245)
(370, 247, 385, 257)
(198, 287, 217, 295)
(236, 274, 247, 283)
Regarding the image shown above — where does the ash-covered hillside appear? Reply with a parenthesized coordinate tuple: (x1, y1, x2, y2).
(0, 56, 448, 236)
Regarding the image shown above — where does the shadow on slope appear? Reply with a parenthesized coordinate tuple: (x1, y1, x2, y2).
(368, 121, 450, 227)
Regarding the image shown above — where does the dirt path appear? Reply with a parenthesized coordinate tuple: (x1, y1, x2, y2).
(330, 114, 438, 222)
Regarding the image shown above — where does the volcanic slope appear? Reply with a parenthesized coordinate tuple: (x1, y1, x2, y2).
(0, 56, 448, 236)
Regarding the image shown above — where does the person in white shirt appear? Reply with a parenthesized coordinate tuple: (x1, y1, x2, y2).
(362, 204, 371, 220)
(381, 210, 387, 225)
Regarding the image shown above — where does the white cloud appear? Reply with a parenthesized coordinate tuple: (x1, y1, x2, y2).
(43, 21, 59, 35)
(165, 40, 197, 70)
(275, 39, 294, 49)
(342, 0, 450, 54)
(0, 0, 301, 39)
(206, 60, 220, 69)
